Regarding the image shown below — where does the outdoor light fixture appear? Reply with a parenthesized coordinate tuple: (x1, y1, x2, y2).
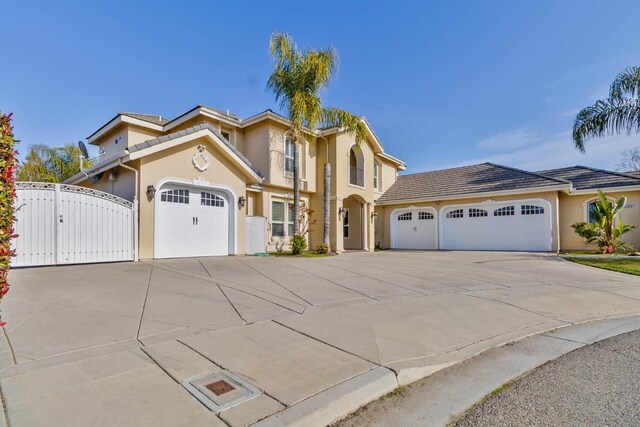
(338, 207, 346, 220)
(146, 185, 156, 199)
(371, 212, 379, 220)
(238, 196, 246, 209)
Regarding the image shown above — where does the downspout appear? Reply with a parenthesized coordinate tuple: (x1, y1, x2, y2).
(118, 158, 139, 262)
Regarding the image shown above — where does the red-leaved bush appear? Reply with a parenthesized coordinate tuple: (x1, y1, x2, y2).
(0, 113, 17, 325)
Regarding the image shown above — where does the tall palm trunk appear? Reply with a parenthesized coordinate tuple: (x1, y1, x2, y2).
(292, 132, 300, 235)
(323, 162, 331, 250)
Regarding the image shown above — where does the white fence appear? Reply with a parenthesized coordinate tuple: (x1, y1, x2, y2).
(245, 216, 267, 255)
(12, 183, 136, 267)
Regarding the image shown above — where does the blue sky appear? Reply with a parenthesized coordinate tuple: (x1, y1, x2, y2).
(3, 0, 640, 173)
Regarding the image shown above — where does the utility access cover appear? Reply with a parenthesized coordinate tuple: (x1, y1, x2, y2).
(182, 370, 261, 412)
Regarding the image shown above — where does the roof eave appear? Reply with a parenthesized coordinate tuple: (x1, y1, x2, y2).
(376, 183, 572, 205)
(87, 115, 163, 144)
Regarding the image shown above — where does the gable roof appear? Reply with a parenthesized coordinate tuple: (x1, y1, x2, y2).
(120, 112, 170, 125)
(127, 123, 264, 180)
(377, 162, 569, 203)
(536, 166, 640, 190)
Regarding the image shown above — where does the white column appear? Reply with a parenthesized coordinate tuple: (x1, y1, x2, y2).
(362, 203, 369, 251)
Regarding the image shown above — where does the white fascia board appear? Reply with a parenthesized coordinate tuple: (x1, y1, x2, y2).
(87, 115, 163, 144)
(377, 152, 406, 169)
(569, 185, 640, 195)
(127, 129, 263, 183)
(240, 111, 292, 129)
(376, 184, 572, 206)
(163, 107, 240, 132)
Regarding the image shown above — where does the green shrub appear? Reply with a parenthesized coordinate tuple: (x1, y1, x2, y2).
(316, 243, 328, 254)
(290, 234, 307, 255)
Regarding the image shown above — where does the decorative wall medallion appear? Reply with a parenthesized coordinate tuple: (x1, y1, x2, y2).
(192, 144, 211, 172)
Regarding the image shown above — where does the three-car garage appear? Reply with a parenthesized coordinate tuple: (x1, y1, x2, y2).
(390, 199, 553, 252)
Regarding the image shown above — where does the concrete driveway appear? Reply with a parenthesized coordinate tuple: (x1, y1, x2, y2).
(1, 251, 640, 426)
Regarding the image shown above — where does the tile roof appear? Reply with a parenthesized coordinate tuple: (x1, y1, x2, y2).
(128, 123, 264, 179)
(198, 105, 240, 121)
(536, 166, 640, 190)
(120, 112, 170, 125)
(377, 163, 568, 203)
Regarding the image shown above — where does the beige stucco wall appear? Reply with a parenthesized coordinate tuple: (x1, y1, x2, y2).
(76, 165, 137, 202)
(137, 136, 250, 259)
(558, 190, 640, 251)
(376, 190, 561, 252)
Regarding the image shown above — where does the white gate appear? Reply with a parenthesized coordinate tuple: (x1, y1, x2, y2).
(12, 183, 137, 267)
(245, 216, 267, 255)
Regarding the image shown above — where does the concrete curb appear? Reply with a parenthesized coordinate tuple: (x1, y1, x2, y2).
(335, 314, 640, 427)
(254, 315, 640, 427)
(252, 367, 398, 427)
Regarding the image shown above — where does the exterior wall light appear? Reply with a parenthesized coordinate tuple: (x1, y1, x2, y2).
(238, 196, 246, 209)
(146, 185, 156, 199)
(371, 212, 379, 220)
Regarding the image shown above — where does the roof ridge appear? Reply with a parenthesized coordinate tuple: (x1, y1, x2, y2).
(396, 162, 489, 178)
(573, 164, 640, 182)
(486, 162, 572, 185)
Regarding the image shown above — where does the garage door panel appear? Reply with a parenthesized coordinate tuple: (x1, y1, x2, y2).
(156, 185, 230, 259)
(392, 209, 437, 250)
(441, 200, 551, 252)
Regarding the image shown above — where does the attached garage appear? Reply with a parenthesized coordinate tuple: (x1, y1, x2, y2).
(154, 180, 236, 259)
(377, 163, 569, 253)
(390, 207, 437, 249)
(440, 199, 552, 251)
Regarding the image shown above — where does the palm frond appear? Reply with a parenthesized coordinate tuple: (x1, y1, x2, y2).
(322, 107, 368, 143)
(572, 98, 640, 152)
(609, 66, 640, 100)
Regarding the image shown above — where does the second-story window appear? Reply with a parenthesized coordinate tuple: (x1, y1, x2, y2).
(349, 146, 364, 186)
(221, 130, 231, 142)
(284, 136, 294, 174)
(373, 160, 379, 190)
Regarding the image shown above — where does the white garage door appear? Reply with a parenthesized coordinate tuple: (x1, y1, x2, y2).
(156, 185, 229, 258)
(391, 208, 438, 250)
(441, 200, 552, 251)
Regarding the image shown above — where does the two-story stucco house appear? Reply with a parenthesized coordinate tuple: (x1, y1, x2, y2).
(65, 105, 405, 259)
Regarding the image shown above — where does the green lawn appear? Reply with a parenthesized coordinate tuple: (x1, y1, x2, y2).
(565, 257, 640, 276)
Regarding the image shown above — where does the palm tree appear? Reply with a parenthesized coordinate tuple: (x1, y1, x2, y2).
(18, 143, 88, 182)
(267, 32, 367, 250)
(573, 66, 640, 151)
(571, 190, 636, 253)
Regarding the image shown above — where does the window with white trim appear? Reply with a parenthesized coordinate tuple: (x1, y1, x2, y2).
(343, 208, 350, 238)
(221, 130, 231, 142)
(418, 211, 433, 220)
(469, 208, 488, 218)
(272, 200, 297, 237)
(586, 201, 599, 223)
(272, 201, 285, 237)
(494, 206, 515, 216)
(201, 192, 224, 207)
(373, 160, 380, 190)
(521, 205, 544, 215)
(161, 189, 189, 204)
(446, 209, 464, 219)
(284, 136, 294, 174)
(398, 212, 412, 221)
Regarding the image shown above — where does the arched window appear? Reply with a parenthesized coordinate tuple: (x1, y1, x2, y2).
(586, 200, 599, 223)
(349, 146, 364, 186)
